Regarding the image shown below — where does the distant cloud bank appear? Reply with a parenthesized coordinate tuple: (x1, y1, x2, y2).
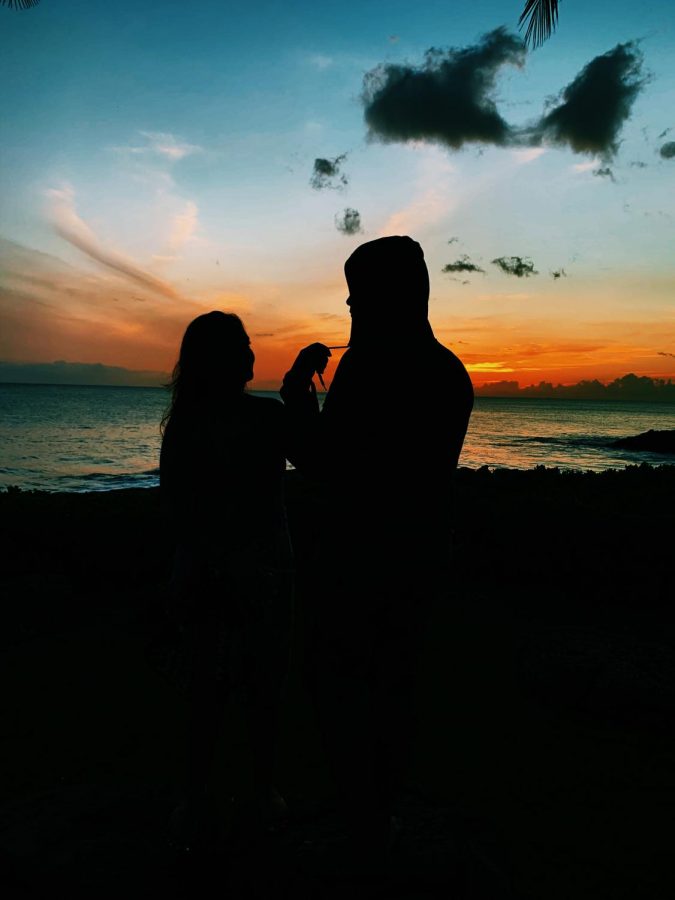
(475, 373, 675, 401)
(0, 361, 169, 387)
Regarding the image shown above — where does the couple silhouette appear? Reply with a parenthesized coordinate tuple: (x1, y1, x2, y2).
(158, 235, 474, 884)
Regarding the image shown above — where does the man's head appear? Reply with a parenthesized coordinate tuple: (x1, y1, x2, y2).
(344, 236, 430, 341)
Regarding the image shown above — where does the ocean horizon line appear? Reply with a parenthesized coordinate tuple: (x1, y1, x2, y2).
(2, 380, 675, 404)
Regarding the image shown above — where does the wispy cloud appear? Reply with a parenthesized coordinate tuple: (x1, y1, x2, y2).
(572, 159, 599, 172)
(308, 54, 334, 70)
(168, 201, 199, 256)
(379, 147, 457, 236)
(111, 130, 202, 162)
(472, 292, 532, 302)
(465, 361, 515, 372)
(0, 237, 200, 371)
(46, 185, 181, 299)
(512, 147, 546, 164)
(151, 200, 200, 264)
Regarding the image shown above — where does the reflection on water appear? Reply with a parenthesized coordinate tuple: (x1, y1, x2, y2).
(1, 385, 674, 492)
(461, 397, 675, 471)
(0, 384, 166, 492)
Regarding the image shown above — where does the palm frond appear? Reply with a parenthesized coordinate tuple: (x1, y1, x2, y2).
(518, 0, 560, 49)
(0, 0, 41, 8)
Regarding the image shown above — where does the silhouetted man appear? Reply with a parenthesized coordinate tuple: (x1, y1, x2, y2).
(281, 235, 473, 878)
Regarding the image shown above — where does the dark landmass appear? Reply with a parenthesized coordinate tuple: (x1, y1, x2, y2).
(0, 360, 169, 387)
(1, 466, 674, 898)
(612, 429, 675, 453)
(475, 373, 675, 402)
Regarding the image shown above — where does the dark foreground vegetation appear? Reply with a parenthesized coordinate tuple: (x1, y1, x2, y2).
(1, 465, 674, 898)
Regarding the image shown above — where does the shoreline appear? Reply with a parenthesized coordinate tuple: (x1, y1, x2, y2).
(2, 465, 673, 613)
(2, 459, 675, 497)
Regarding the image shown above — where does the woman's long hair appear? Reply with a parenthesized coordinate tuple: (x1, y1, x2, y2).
(161, 311, 254, 435)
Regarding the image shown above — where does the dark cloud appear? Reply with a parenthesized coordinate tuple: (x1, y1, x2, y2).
(593, 166, 616, 181)
(492, 256, 538, 277)
(310, 154, 349, 190)
(362, 27, 525, 149)
(659, 141, 675, 160)
(533, 42, 644, 159)
(551, 268, 567, 279)
(361, 34, 644, 161)
(442, 255, 485, 274)
(335, 208, 362, 235)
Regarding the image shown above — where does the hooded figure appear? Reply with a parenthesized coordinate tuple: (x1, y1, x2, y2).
(283, 235, 472, 527)
(281, 235, 473, 878)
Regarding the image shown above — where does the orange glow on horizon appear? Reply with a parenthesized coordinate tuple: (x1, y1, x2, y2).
(2, 240, 674, 390)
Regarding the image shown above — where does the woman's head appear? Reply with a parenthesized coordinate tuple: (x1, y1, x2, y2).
(178, 311, 254, 386)
(162, 311, 254, 431)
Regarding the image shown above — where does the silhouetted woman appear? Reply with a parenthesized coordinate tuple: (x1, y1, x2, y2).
(159, 311, 293, 851)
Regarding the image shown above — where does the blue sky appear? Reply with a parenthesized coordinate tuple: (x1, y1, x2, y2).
(1, 0, 674, 386)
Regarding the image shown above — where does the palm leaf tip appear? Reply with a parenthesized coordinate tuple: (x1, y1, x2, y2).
(518, 0, 560, 49)
(0, 0, 41, 8)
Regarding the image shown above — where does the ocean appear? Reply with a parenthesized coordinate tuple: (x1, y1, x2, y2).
(1, 383, 674, 492)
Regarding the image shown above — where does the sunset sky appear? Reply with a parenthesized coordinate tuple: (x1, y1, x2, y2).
(1, 0, 674, 388)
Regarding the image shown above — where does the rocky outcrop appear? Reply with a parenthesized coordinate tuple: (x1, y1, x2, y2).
(612, 429, 675, 453)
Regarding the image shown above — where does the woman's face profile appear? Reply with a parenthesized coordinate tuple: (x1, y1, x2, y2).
(180, 312, 256, 389)
(242, 338, 255, 382)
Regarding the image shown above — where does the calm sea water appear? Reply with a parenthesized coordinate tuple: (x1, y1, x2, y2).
(1, 383, 674, 492)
